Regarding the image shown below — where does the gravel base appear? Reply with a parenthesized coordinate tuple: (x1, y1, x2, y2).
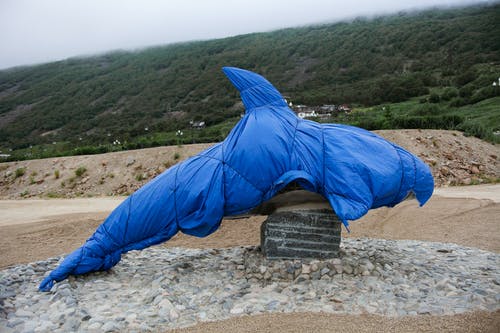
(1, 238, 499, 332)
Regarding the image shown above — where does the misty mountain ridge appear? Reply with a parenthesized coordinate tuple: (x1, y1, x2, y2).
(0, 4, 499, 160)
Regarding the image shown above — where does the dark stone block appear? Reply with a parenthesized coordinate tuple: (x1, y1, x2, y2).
(261, 209, 341, 259)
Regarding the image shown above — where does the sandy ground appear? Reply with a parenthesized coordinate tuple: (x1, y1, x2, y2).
(1, 184, 499, 332)
(170, 311, 500, 333)
(433, 184, 500, 202)
(0, 197, 124, 226)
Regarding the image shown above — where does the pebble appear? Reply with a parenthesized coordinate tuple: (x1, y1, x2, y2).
(101, 321, 118, 332)
(0, 239, 499, 332)
(87, 322, 102, 330)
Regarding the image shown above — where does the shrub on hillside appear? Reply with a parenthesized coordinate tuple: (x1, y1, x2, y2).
(440, 87, 458, 101)
(428, 93, 441, 103)
(15, 168, 25, 178)
(75, 166, 87, 177)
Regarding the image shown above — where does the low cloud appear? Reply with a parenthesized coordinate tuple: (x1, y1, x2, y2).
(0, 0, 489, 69)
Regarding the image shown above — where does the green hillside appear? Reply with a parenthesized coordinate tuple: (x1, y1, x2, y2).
(0, 4, 499, 161)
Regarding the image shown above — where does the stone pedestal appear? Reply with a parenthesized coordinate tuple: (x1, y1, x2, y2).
(260, 209, 341, 259)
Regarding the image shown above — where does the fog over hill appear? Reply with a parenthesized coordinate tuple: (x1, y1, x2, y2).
(0, 0, 488, 70)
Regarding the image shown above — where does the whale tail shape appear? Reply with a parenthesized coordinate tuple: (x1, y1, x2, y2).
(222, 67, 287, 111)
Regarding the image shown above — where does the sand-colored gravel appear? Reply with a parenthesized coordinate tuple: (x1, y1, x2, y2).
(169, 311, 500, 333)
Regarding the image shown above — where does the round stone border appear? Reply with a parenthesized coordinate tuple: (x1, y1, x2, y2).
(243, 244, 384, 284)
(1, 238, 499, 332)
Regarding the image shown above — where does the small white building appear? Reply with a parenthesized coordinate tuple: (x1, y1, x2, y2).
(298, 110, 318, 119)
(190, 121, 206, 129)
(320, 105, 336, 112)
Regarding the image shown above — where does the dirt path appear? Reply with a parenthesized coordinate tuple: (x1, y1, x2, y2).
(434, 184, 500, 203)
(0, 197, 124, 226)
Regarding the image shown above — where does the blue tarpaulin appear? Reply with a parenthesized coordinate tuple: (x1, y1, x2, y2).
(39, 67, 434, 291)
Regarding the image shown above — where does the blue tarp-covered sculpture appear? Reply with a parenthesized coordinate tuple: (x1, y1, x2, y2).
(39, 67, 434, 291)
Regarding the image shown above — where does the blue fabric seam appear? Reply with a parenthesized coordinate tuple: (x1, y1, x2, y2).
(198, 154, 264, 194)
(173, 166, 180, 229)
(100, 225, 121, 251)
(123, 195, 131, 241)
(239, 82, 274, 93)
(326, 190, 369, 219)
(391, 146, 406, 205)
(289, 117, 299, 166)
(321, 125, 326, 193)
(412, 156, 417, 188)
(244, 99, 287, 113)
(221, 139, 227, 212)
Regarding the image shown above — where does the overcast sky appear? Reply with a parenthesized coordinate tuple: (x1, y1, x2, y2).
(0, 0, 492, 70)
